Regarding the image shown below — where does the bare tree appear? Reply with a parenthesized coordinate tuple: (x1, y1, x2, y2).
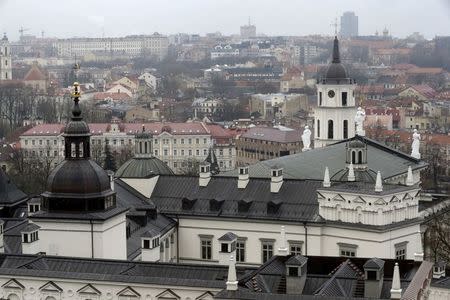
(424, 208, 450, 263)
(179, 158, 200, 176)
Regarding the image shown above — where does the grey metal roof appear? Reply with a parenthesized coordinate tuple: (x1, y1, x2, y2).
(221, 136, 427, 181)
(151, 175, 322, 223)
(0, 169, 28, 207)
(286, 255, 308, 266)
(20, 223, 40, 233)
(363, 258, 385, 270)
(322, 181, 417, 196)
(115, 157, 174, 178)
(218, 232, 238, 241)
(0, 253, 248, 289)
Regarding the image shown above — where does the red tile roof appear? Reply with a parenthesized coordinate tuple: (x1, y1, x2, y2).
(21, 122, 211, 137)
(406, 67, 444, 75)
(23, 65, 46, 81)
(94, 92, 131, 101)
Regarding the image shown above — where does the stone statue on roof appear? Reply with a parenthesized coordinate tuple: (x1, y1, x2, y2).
(355, 107, 366, 136)
(411, 129, 421, 159)
(301, 125, 311, 151)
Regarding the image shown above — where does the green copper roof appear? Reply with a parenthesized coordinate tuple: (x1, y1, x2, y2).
(115, 157, 174, 178)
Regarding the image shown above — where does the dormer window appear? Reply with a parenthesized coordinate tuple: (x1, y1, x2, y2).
(28, 203, 40, 213)
(142, 236, 160, 249)
(23, 231, 39, 243)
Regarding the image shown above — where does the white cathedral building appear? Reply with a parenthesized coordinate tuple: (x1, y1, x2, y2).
(0, 37, 448, 300)
(0, 33, 12, 81)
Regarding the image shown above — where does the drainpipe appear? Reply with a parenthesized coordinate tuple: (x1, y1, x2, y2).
(303, 222, 308, 256)
(90, 220, 94, 258)
(176, 216, 180, 264)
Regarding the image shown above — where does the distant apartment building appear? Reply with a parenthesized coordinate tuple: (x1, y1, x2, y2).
(340, 11, 359, 38)
(210, 44, 240, 60)
(19, 122, 236, 174)
(236, 126, 301, 165)
(240, 22, 256, 39)
(192, 98, 223, 118)
(52, 34, 169, 60)
(249, 93, 308, 120)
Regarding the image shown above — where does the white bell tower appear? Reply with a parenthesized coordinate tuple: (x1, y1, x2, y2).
(0, 33, 12, 81)
(314, 37, 357, 148)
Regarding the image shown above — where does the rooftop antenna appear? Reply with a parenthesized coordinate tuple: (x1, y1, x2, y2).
(248, 16, 251, 26)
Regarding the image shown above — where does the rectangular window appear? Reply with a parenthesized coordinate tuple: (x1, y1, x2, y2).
(174, 149, 177, 156)
(289, 242, 303, 255)
(196, 149, 200, 155)
(154, 150, 158, 156)
(201, 238, 212, 260)
(181, 139, 184, 144)
(204, 149, 207, 155)
(236, 240, 246, 262)
(342, 92, 348, 106)
(395, 242, 407, 260)
(261, 240, 274, 263)
(338, 243, 357, 257)
(188, 138, 192, 144)
(188, 150, 192, 156)
(163, 149, 168, 156)
(196, 138, 199, 144)
(143, 239, 150, 249)
(204, 138, 207, 144)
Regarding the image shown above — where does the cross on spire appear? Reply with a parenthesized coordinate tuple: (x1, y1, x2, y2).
(331, 17, 339, 36)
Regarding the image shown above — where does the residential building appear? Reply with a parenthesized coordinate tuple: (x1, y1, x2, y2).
(52, 34, 169, 60)
(340, 11, 359, 38)
(210, 45, 240, 60)
(23, 64, 48, 93)
(236, 126, 302, 165)
(19, 122, 236, 173)
(250, 93, 308, 120)
(192, 98, 224, 119)
(0, 33, 12, 81)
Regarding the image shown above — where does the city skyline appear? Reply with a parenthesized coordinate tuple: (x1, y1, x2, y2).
(0, 0, 449, 40)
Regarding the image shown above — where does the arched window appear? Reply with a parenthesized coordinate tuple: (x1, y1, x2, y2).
(319, 92, 322, 106)
(327, 120, 334, 139)
(317, 119, 320, 138)
(7, 294, 19, 300)
(343, 120, 348, 139)
(358, 150, 363, 164)
(352, 151, 356, 164)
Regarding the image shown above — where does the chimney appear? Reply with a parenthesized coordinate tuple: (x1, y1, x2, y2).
(375, 171, 383, 192)
(107, 170, 115, 191)
(348, 163, 355, 181)
(285, 255, 308, 294)
(278, 226, 288, 256)
(226, 255, 238, 291)
(390, 263, 402, 299)
(238, 166, 249, 189)
(414, 230, 424, 262)
(433, 261, 446, 279)
(270, 166, 283, 193)
(363, 258, 385, 299)
(323, 166, 331, 188)
(199, 162, 211, 187)
(406, 166, 414, 186)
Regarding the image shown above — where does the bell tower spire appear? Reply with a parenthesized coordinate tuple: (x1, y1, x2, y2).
(0, 32, 12, 81)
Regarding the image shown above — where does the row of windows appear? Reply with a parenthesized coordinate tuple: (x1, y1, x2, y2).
(200, 238, 303, 263)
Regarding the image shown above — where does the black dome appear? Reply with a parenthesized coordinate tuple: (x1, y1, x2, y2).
(45, 160, 112, 197)
(348, 140, 366, 148)
(325, 63, 348, 80)
(115, 157, 174, 178)
(64, 120, 90, 136)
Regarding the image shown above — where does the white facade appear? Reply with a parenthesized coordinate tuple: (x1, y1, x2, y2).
(0, 35, 12, 81)
(52, 35, 169, 60)
(314, 83, 357, 148)
(30, 212, 127, 260)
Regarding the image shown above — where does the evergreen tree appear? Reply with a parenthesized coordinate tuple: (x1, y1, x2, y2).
(103, 144, 117, 172)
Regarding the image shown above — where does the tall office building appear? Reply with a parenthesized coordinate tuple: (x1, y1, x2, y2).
(340, 11, 359, 38)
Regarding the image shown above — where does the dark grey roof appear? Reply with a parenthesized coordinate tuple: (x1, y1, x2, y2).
(151, 175, 322, 223)
(286, 255, 308, 266)
(30, 206, 128, 221)
(20, 223, 40, 233)
(0, 253, 249, 289)
(218, 232, 238, 241)
(0, 169, 28, 207)
(431, 276, 450, 289)
(364, 258, 385, 269)
(220, 136, 427, 181)
(115, 157, 174, 178)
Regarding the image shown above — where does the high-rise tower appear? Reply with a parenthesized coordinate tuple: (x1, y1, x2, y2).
(340, 12, 358, 38)
(314, 37, 357, 148)
(0, 33, 12, 81)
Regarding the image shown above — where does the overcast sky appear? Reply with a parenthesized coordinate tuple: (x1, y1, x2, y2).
(0, 0, 449, 41)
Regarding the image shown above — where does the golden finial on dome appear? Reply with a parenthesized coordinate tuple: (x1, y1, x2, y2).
(71, 82, 81, 98)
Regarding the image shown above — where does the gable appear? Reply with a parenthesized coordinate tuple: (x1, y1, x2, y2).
(374, 198, 387, 205)
(332, 194, 346, 202)
(196, 291, 214, 300)
(390, 195, 401, 203)
(352, 196, 366, 204)
(2, 278, 24, 289)
(156, 289, 180, 299)
(77, 283, 101, 295)
(117, 286, 140, 297)
(317, 192, 326, 200)
(39, 281, 63, 293)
